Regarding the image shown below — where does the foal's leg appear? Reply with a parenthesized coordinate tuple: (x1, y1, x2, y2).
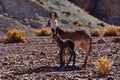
(66, 49, 73, 67)
(59, 49, 65, 67)
(71, 49, 76, 67)
(59, 50, 62, 67)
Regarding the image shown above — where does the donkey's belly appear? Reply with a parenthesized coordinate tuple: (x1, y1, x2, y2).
(74, 40, 89, 54)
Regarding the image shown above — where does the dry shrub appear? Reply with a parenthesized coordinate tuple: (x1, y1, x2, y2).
(63, 10, 71, 16)
(90, 29, 101, 37)
(90, 25, 120, 37)
(97, 22, 105, 27)
(116, 27, 120, 32)
(38, 0, 45, 4)
(88, 21, 92, 26)
(35, 27, 52, 36)
(93, 56, 114, 75)
(102, 25, 119, 37)
(73, 20, 83, 27)
(3, 29, 27, 43)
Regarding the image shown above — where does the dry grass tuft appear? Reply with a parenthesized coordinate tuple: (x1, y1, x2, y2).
(35, 27, 52, 36)
(73, 20, 83, 27)
(97, 22, 105, 27)
(102, 25, 119, 37)
(37, 0, 45, 4)
(90, 29, 101, 37)
(91, 25, 120, 37)
(3, 29, 27, 43)
(93, 56, 114, 75)
(63, 10, 71, 16)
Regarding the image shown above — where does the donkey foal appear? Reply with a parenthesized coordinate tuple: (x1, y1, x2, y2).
(52, 32, 76, 67)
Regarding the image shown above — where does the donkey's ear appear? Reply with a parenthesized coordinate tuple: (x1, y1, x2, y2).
(51, 28, 55, 33)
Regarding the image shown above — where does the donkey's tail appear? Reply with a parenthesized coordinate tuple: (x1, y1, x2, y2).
(89, 37, 92, 56)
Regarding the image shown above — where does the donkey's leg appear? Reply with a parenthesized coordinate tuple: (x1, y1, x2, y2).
(73, 50, 76, 66)
(82, 54, 88, 68)
(80, 41, 89, 68)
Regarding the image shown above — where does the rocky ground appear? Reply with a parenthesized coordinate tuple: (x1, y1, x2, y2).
(0, 35, 119, 80)
(0, 0, 119, 80)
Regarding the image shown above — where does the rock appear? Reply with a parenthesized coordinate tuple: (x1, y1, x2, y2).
(111, 37, 120, 43)
(33, 13, 45, 21)
(29, 19, 44, 29)
(0, 0, 49, 19)
(97, 38, 106, 43)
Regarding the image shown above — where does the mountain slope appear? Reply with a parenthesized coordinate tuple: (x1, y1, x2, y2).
(39, 0, 109, 30)
(0, 0, 109, 31)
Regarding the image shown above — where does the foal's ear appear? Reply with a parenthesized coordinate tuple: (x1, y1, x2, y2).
(51, 28, 55, 33)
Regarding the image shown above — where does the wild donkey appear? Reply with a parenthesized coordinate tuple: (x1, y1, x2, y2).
(56, 27, 92, 67)
(52, 29, 76, 67)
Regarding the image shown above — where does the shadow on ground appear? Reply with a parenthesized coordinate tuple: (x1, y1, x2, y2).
(12, 66, 81, 75)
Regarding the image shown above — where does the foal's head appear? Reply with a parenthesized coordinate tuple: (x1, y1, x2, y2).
(56, 27, 64, 34)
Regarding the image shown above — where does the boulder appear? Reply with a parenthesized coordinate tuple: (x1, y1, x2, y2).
(29, 19, 44, 29)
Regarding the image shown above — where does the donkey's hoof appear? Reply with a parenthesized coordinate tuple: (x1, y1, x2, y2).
(60, 66, 65, 71)
(81, 64, 87, 68)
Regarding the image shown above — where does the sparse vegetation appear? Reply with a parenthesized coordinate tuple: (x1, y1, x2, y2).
(91, 29, 101, 37)
(93, 56, 114, 75)
(37, 0, 45, 4)
(88, 21, 92, 26)
(63, 10, 71, 16)
(35, 27, 52, 36)
(97, 22, 105, 27)
(91, 25, 120, 37)
(73, 20, 83, 27)
(102, 25, 120, 37)
(3, 29, 27, 43)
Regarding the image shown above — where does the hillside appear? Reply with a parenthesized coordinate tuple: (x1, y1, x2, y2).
(39, 0, 109, 30)
(0, 0, 109, 32)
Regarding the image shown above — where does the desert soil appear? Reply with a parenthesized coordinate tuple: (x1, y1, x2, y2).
(0, 36, 120, 80)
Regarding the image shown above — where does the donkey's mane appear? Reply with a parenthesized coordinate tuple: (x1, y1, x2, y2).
(56, 27, 88, 35)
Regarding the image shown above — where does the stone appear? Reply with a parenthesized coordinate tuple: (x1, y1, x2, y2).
(111, 37, 120, 43)
(29, 19, 44, 29)
(97, 38, 106, 43)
